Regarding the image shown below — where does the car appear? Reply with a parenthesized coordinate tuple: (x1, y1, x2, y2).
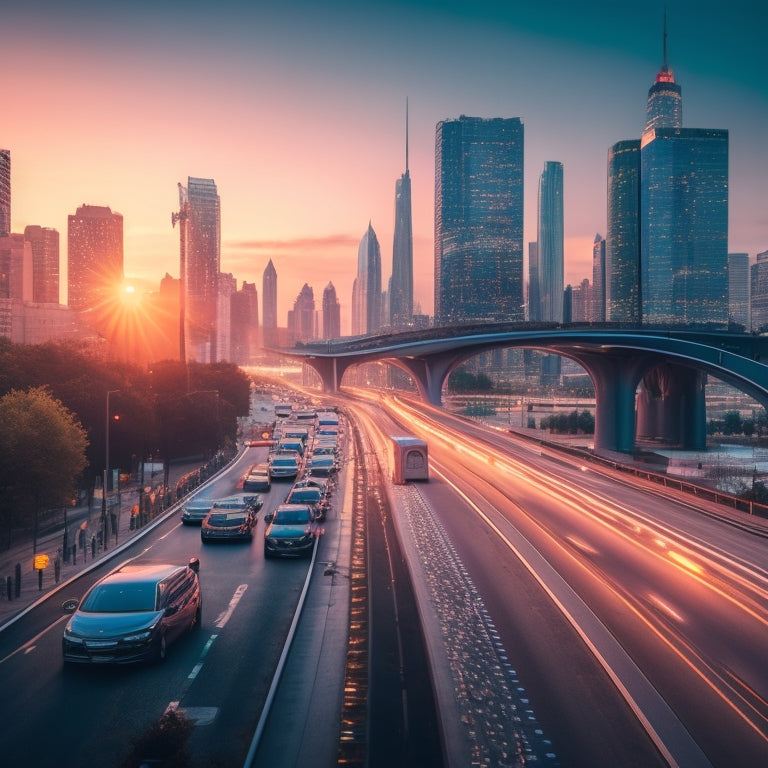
(263, 503, 317, 558)
(307, 454, 337, 477)
(181, 496, 217, 525)
(285, 485, 328, 521)
(62, 558, 202, 665)
(310, 443, 338, 457)
(201, 507, 257, 542)
(243, 463, 271, 492)
(269, 451, 301, 480)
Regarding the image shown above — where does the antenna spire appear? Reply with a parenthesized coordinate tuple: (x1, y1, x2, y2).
(662, 6, 668, 70)
(405, 97, 409, 173)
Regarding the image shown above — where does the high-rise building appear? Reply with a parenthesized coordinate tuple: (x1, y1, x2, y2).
(230, 281, 259, 364)
(537, 161, 564, 323)
(390, 103, 413, 330)
(24, 225, 59, 304)
(215, 272, 236, 362)
(352, 223, 382, 336)
(182, 177, 220, 361)
(527, 242, 540, 322)
(750, 251, 768, 332)
(728, 253, 750, 329)
(0, 149, 10, 237)
(287, 283, 316, 343)
(640, 127, 729, 325)
(434, 116, 524, 324)
(262, 259, 278, 347)
(591, 234, 606, 322)
(67, 204, 123, 312)
(606, 140, 641, 323)
(642, 16, 682, 138)
(322, 281, 341, 339)
(0, 234, 32, 301)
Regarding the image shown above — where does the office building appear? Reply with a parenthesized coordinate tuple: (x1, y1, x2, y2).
(390, 104, 413, 330)
(728, 253, 749, 329)
(592, 234, 606, 322)
(434, 116, 524, 324)
(183, 177, 220, 361)
(262, 259, 278, 347)
(352, 223, 382, 336)
(0, 149, 9, 237)
(287, 283, 316, 343)
(322, 282, 341, 339)
(67, 204, 123, 312)
(606, 140, 641, 323)
(527, 242, 540, 322)
(537, 161, 564, 323)
(230, 281, 259, 364)
(24, 225, 59, 304)
(751, 251, 768, 332)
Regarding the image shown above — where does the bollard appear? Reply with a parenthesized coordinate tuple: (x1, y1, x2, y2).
(38, 568, 43, 591)
(14, 563, 21, 598)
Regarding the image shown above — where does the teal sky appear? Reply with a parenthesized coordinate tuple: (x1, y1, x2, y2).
(2, 0, 765, 328)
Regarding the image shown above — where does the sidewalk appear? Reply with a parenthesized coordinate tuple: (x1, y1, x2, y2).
(0, 457, 217, 630)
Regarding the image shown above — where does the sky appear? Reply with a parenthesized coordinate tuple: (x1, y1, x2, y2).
(2, 0, 766, 334)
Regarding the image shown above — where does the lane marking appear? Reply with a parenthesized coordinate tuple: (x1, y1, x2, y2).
(215, 584, 248, 628)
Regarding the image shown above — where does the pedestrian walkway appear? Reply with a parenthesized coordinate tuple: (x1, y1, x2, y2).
(0, 457, 221, 630)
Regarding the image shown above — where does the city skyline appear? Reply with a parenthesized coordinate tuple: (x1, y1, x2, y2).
(2, 1, 765, 335)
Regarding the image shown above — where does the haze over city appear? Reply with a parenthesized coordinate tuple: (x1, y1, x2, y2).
(2, 0, 766, 334)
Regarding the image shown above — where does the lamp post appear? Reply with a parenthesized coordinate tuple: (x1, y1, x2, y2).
(102, 389, 120, 550)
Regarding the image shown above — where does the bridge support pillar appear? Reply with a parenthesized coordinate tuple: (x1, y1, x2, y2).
(636, 363, 706, 450)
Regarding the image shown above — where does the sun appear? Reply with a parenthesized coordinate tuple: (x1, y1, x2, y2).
(120, 283, 142, 308)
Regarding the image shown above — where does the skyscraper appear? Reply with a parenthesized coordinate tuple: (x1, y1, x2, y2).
(352, 223, 382, 336)
(390, 103, 413, 330)
(728, 252, 749, 329)
(262, 259, 278, 347)
(24, 225, 59, 304)
(230, 281, 259, 364)
(434, 116, 524, 324)
(287, 283, 316, 343)
(643, 15, 682, 138)
(606, 140, 641, 323)
(322, 281, 341, 339)
(751, 251, 768, 332)
(537, 161, 564, 322)
(67, 204, 123, 312)
(591, 234, 606, 322)
(527, 242, 540, 322)
(0, 149, 10, 237)
(183, 177, 220, 361)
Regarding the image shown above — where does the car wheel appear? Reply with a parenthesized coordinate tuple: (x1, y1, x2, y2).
(154, 632, 167, 663)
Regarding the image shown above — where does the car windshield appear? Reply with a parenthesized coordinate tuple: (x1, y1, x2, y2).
(208, 512, 247, 527)
(289, 490, 321, 501)
(80, 582, 158, 613)
(272, 458, 297, 467)
(274, 509, 310, 525)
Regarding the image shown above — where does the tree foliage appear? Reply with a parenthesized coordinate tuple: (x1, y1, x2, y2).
(0, 387, 89, 540)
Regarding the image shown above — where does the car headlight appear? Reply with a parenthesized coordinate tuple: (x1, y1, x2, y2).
(123, 629, 153, 642)
(63, 628, 82, 643)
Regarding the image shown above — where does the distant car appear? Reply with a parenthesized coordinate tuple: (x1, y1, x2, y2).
(243, 463, 271, 492)
(201, 508, 257, 542)
(307, 454, 337, 477)
(182, 494, 262, 525)
(285, 485, 328, 521)
(263, 503, 317, 558)
(269, 452, 301, 480)
(311, 444, 338, 457)
(62, 558, 202, 665)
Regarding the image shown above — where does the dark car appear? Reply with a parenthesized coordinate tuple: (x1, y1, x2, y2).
(307, 454, 337, 477)
(62, 558, 202, 665)
(181, 496, 217, 525)
(201, 507, 257, 542)
(243, 463, 271, 492)
(263, 503, 317, 558)
(285, 485, 328, 521)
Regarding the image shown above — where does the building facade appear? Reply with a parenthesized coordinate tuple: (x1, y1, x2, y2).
(750, 251, 768, 332)
(0, 149, 9, 237)
(728, 252, 749, 330)
(537, 161, 564, 323)
(434, 116, 524, 324)
(591, 234, 606, 322)
(67, 204, 123, 313)
(287, 283, 317, 343)
(183, 177, 220, 361)
(322, 281, 341, 339)
(390, 106, 413, 330)
(230, 281, 259, 364)
(24, 225, 59, 304)
(262, 259, 278, 347)
(352, 223, 382, 336)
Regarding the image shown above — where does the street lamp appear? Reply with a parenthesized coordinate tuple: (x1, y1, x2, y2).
(102, 389, 120, 549)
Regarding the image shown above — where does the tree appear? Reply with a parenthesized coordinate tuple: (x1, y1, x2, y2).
(0, 387, 89, 547)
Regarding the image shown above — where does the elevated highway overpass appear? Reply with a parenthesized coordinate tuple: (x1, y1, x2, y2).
(270, 323, 768, 454)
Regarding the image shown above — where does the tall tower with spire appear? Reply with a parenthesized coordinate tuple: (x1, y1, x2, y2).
(262, 259, 278, 347)
(390, 100, 414, 330)
(643, 11, 682, 137)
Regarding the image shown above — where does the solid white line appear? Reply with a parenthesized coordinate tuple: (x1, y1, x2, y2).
(215, 584, 248, 628)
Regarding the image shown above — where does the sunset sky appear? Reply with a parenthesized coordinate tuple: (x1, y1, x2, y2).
(3, 0, 766, 334)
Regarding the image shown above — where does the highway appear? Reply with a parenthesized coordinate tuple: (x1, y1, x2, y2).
(348, 391, 768, 767)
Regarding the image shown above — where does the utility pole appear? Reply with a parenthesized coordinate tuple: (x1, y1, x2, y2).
(172, 182, 190, 364)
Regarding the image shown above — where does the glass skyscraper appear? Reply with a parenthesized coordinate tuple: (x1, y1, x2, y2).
(352, 223, 382, 335)
(262, 258, 277, 347)
(390, 105, 413, 330)
(24, 225, 60, 304)
(0, 149, 10, 237)
(537, 161, 564, 322)
(606, 140, 641, 323)
(640, 127, 729, 325)
(434, 116, 524, 324)
(183, 177, 220, 361)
